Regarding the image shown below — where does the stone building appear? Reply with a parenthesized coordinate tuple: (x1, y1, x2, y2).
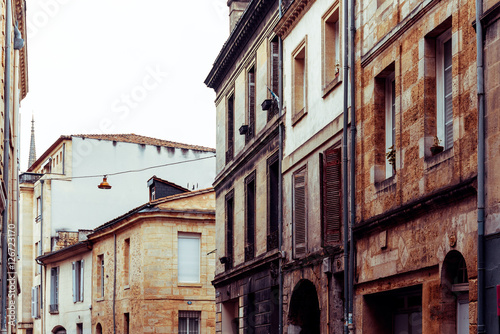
(87, 188, 216, 334)
(481, 0, 500, 331)
(18, 134, 215, 334)
(35, 232, 93, 334)
(352, 0, 479, 330)
(205, 0, 282, 332)
(274, 0, 347, 333)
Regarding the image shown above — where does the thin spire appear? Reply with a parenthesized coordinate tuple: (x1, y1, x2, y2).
(28, 114, 36, 168)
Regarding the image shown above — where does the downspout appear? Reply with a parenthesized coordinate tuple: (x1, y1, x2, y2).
(342, 0, 350, 330)
(113, 233, 117, 334)
(349, 0, 356, 329)
(40, 179, 44, 326)
(475, 0, 485, 330)
(278, 1, 284, 333)
(1, 0, 13, 330)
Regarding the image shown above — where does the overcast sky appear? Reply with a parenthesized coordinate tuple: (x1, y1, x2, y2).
(19, 0, 229, 171)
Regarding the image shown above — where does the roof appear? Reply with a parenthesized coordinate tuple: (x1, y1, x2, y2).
(89, 187, 215, 236)
(205, 0, 278, 90)
(147, 175, 190, 192)
(36, 241, 91, 265)
(27, 134, 215, 172)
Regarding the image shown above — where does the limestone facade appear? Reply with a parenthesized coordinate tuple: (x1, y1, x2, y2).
(353, 0, 480, 330)
(87, 189, 216, 334)
(205, 0, 283, 332)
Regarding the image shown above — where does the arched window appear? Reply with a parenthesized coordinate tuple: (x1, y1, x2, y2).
(442, 250, 469, 334)
(96, 323, 102, 334)
(52, 326, 66, 334)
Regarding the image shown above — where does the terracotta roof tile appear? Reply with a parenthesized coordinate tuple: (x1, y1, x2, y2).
(72, 134, 215, 152)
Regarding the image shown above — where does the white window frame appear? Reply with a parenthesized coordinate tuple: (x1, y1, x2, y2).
(72, 259, 84, 302)
(50, 267, 59, 312)
(178, 233, 201, 283)
(179, 311, 201, 334)
(31, 285, 40, 318)
(436, 29, 453, 150)
(385, 72, 396, 178)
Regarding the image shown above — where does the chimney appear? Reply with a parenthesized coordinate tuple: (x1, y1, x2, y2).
(228, 0, 251, 32)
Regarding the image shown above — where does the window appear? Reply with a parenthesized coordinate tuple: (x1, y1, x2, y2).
(124, 313, 130, 334)
(124, 238, 130, 286)
(76, 323, 83, 334)
(245, 172, 256, 261)
(72, 259, 84, 302)
(267, 153, 279, 251)
(268, 36, 280, 121)
(97, 254, 104, 298)
(179, 311, 200, 334)
(226, 94, 235, 164)
(293, 166, 307, 258)
(225, 191, 235, 270)
(246, 66, 256, 143)
(385, 73, 396, 178)
(292, 38, 307, 124)
(322, 3, 341, 92)
(178, 233, 201, 283)
(321, 146, 342, 246)
(36, 197, 41, 222)
(436, 29, 453, 150)
(31, 285, 40, 318)
(50, 267, 59, 313)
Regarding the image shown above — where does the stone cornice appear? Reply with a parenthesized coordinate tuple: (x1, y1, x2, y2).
(274, 0, 315, 39)
(15, 0, 28, 99)
(205, 0, 278, 91)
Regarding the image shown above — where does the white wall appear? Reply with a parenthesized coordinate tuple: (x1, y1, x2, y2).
(50, 137, 215, 235)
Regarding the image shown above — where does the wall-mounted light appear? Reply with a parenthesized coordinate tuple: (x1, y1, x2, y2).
(261, 99, 273, 110)
(239, 125, 249, 135)
(219, 256, 229, 264)
(98, 176, 112, 189)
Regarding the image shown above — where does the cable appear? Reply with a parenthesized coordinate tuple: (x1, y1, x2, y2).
(46, 154, 216, 181)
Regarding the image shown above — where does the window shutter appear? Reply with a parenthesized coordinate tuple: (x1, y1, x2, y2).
(56, 267, 59, 305)
(247, 70, 255, 141)
(293, 168, 307, 257)
(80, 260, 84, 302)
(50, 268, 55, 305)
(72, 261, 77, 302)
(322, 147, 342, 245)
(271, 40, 279, 95)
(31, 287, 35, 318)
(443, 38, 453, 149)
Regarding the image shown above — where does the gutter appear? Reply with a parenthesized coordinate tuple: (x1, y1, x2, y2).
(475, 0, 485, 329)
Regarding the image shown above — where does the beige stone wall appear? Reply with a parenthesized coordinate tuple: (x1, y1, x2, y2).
(91, 204, 216, 333)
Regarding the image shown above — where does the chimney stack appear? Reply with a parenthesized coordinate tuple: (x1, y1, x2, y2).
(228, 0, 251, 32)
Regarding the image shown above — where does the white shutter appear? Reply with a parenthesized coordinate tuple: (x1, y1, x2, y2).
(72, 261, 77, 302)
(31, 287, 35, 318)
(80, 260, 84, 302)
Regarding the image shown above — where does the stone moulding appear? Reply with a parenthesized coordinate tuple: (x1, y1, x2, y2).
(360, 0, 441, 68)
(354, 176, 477, 234)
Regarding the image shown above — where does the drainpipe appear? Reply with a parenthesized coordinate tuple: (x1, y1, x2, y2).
(278, 1, 284, 334)
(40, 180, 44, 316)
(475, 0, 485, 330)
(113, 233, 117, 334)
(348, 0, 356, 329)
(342, 0, 350, 329)
(1, 0, 13, 331)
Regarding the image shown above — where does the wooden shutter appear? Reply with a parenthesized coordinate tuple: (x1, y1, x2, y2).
(322, 147, 342, 245)
(226, 95, 234, 163)
(80, 260, 84, 302)
(72, 261, 77, 302)
(443, 38, 453, 149)
(247, 69, 255, 141)
(271, 39, 279, 95)
(293, 168, 307, 257)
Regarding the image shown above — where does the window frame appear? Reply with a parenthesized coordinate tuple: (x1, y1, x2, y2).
(50, 267, 59, 313)
(123, 238, 130, 287)
(245, 171, 256, 261)
(226, 93, 235, 164)
(225, 190, 235, 270)
(97, 254, 104, 298)
(246, 65, 256, 143)
(322, 1, 342, 95)
(267, 153, 280, 251)
(72, 259, 84, 303)
(292, 37, 308, 125)
(177, 233, 201, 284)
(385, 72, 396, 178)
(436, 28, 453, 151)
(178, 310, 201, 334)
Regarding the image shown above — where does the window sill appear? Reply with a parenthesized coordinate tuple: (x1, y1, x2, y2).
(178, 283, 202, 288)
(375, 174, 396, 193)
(425, 147, 454, 170)
(322, 75, 342, 98)
(96, 297, 104, 302)
(124, 285, 130, 290)
(292, 108, 306, 126)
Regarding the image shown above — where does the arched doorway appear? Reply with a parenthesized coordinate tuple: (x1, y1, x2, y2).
(288, 279, 320, 334)
(52, 326, 66, 334)
(442, 250, 469, 334)
(96, 323, 102, 334)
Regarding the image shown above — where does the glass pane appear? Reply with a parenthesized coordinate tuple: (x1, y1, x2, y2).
(394, 314, 408, 334)
(179, 318, 187, 334)
(189, 318, 199, 334)
(409, 312, 422, 334)
(178, 236, 200, 283)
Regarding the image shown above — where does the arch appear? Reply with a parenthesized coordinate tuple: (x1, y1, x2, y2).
(288, 279, 320, 334)
(51, 326, 66, 334)
(441, 250, 469, 334)
(95, 323, 102, 334)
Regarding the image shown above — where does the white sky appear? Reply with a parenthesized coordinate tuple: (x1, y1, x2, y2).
(19, 0, 229, 171)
